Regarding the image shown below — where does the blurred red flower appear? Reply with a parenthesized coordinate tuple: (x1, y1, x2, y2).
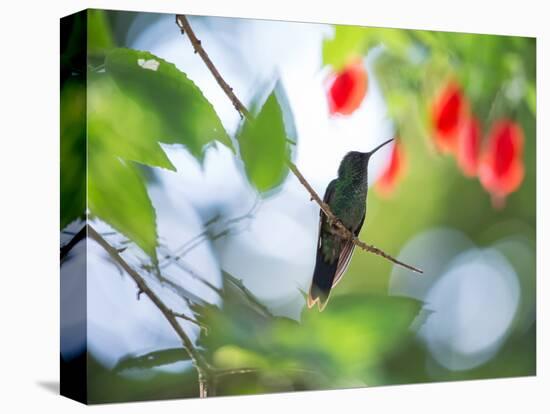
(431, 82, 468, 153)
(457, 116, 481, 177)
(478, 120, 525, 208)
(375, 140, 407, 198)
(326, 59, 368, 116)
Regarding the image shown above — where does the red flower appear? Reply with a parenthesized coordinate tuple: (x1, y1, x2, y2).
(478, 120, 525, 208)
(375, 140, 407, 198)
(431, 82, 468, 153)
(326, 59, 368, 116)
(457, 116, 481, 177)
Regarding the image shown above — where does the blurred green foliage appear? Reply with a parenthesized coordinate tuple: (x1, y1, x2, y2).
(60, 11, 87, 228)
(324, 25, 535, 140)
(323, 25, 370, 70)
(87, 9, 114, 55)
(108, 272, 424, 398)
(199, 290, 422, 384)
(60, 81, 86, 229)
(87, 354, 198, 403)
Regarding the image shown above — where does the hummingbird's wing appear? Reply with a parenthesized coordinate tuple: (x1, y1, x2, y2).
(316, 179, 337, 243)
(307, 179, 337, 310)
(332, 211, 365, 288)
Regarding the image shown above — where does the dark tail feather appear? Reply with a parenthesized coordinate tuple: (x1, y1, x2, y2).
(307, 249, 338, 311)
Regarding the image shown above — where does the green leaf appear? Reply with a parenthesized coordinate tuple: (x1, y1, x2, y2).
(114, 348, 190, 372)
(87, 9, 114, 55)
(88, 75, 176, 171)
(105, 48, 233, 159)
(323, 25, 368, 70)
(238, 92, 289, 193)
(88, 153, 158, 261)
(60, 81, 86, 229)
(274, 82, 297, 143)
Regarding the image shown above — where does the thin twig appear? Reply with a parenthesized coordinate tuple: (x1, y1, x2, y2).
(160, 199, 259, 268)
(87, 224, 212, 397)
(176, 14, 250, 119)
(288, 161, 423, 274)
(169, 229, 229, 262)
(156, 245, 223, 296)
(175, 16, 423, 274)
(60, 225, 86, 261)
(149, 268, 206, 306)
(172, 311, 209, 334)
(168, 257, 223, 295)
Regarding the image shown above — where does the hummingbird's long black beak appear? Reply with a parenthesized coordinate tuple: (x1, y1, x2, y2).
(369, 138, 394, 156)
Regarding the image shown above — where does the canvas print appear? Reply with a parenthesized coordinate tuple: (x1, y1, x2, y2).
(60, 9, 536, 404)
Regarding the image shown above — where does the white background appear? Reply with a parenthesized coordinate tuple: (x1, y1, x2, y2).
(0, 0, 547, 412)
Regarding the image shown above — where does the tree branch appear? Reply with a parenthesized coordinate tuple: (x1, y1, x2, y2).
(175, 15, 423, 275)
(176, 15, 250, 119)
(288, 162, 423, 273)
(172, 311, 209, 334)
(164, 256, 223, 295)
(87, 224, 213, 397)
(60, 225, 86, 261)
(160, 198, 259, 268)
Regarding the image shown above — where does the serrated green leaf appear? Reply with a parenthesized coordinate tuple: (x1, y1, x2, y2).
(88, 75, 176, 171)
(105, 48, 233, 159)
(88, 153, 158, 261)
(238, 92, 289, 193)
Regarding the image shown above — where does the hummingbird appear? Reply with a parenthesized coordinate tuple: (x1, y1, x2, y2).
(307, 138, 394, 311)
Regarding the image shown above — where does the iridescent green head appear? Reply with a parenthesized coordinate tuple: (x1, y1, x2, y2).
(337, 138, 394, 178)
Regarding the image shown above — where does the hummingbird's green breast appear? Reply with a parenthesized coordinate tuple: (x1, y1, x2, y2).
(331, 175, 368, 229)
(319, 151, 370, 264)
